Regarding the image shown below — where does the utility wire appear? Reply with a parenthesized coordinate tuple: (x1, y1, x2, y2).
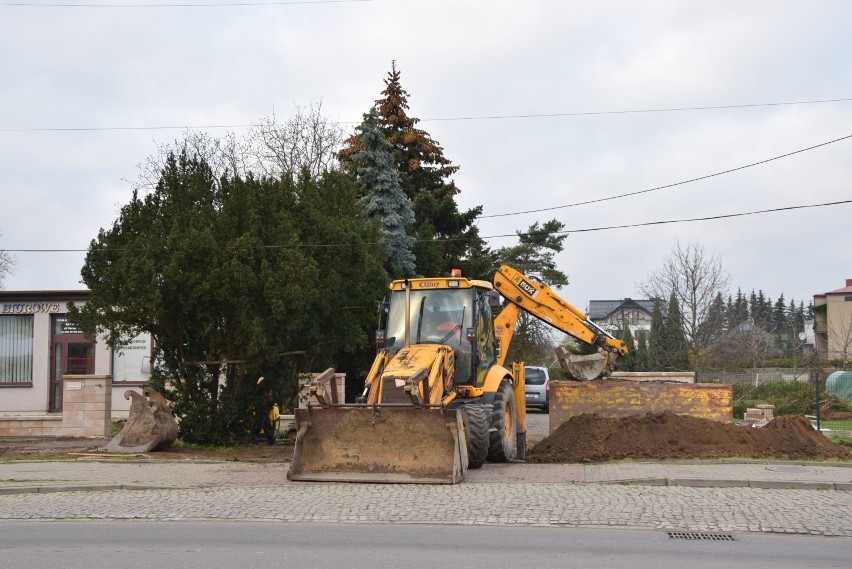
(481, 132, 852, 218)
(3, 97, 851, 132)
(424, 97, 852, 122)
(4, 199, 849, 253)
(539, 199, 852, 236)
(0, 124, 254, 132)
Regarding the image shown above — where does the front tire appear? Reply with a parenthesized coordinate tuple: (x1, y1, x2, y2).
(465, 405, 490, 469)
(487, 380, 517, 462)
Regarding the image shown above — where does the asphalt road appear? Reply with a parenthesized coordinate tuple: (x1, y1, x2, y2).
(1, 521, 850, 569)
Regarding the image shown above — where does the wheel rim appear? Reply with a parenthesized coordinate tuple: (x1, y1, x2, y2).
(503, 404, 512, 440)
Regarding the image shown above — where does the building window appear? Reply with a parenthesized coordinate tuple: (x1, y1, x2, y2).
(0, 314, 34, 384)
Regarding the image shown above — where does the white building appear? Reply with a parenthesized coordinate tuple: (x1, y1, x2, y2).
(1, 290, 151, 436)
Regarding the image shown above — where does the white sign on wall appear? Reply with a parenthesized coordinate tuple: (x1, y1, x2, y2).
(112, 333, 152, 382)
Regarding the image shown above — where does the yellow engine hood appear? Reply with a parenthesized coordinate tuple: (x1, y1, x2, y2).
(382, 344, 452, 380)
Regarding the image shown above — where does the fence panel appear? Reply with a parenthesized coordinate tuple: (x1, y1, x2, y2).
(697, 368, 852, 435)
(815, 370, 852, 435)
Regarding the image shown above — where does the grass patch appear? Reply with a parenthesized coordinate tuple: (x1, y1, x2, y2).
(826, 434, 852, 451)
(170, 440, 236, 454)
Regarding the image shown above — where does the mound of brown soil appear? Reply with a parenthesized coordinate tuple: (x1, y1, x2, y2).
(527, 412, 850, 463)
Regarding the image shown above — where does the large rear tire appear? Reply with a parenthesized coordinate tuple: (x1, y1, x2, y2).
(465, 405, 490, 469)
(487, 380, 517, 463)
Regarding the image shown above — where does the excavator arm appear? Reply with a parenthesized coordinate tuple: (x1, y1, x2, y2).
(492, 265, 628, 380)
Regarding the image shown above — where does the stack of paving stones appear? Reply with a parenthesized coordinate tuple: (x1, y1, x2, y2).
(744, 404, 775, 426)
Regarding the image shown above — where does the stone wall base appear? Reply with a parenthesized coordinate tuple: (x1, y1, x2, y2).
(0, 375, 112, 438)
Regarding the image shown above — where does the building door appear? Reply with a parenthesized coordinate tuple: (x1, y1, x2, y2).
(49, 315, 94, 412)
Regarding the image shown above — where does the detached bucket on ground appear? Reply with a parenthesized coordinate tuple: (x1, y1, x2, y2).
(288, 406, 468, 484)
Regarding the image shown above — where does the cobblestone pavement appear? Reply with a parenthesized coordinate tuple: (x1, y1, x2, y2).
(1, 482, 850, 537)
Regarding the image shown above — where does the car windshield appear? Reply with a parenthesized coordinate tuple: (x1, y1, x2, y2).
(385, 288, 473, 352)
(526, 368, 547, 385)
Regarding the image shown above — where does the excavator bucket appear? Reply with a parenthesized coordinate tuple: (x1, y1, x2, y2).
(556, 349, 617, 381)
(288, 406, 468, 484)
(105, 388, 178, 453)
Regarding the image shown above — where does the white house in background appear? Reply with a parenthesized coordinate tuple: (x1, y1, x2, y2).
(587, 298, 659, 337)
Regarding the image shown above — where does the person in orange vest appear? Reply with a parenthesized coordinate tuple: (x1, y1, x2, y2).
(252, 376, 278, 445)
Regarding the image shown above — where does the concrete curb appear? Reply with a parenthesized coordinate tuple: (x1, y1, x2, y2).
(2, 479, 849, 495)
(0, 484, 181, 495)
(601, 478, 849, 490)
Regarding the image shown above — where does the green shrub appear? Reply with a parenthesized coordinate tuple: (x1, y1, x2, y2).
(732, 381, 816, 419)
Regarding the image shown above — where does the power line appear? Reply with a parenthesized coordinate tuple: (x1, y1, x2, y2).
(542, 199, 852, 235)
(0, 124, 254, 132)
(3, 97, 851, 133)
(424, 97, 852, 122)
(1, 1, 371, 7)
(4, 199, 849, 253)
(481, 132, 852, 218)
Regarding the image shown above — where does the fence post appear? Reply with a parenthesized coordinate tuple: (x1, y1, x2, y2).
(814, 369, 821, 432)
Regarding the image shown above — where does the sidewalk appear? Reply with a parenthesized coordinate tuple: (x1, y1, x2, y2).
(1, 457, 850, 494)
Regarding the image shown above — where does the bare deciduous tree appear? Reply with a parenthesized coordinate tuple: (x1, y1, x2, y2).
(132, 101, 344, 193)
(133, 131, 247, 193)
(638, 240, 730, 368)
(245, 101, 345, 179)
(0, 230, 16, 289)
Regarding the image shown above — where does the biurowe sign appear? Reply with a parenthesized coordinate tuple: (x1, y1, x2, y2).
(2, 302, 62, 314)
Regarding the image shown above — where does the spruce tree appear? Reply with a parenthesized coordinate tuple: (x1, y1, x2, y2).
(351, 107, 416, 277)
(340, 62, 489, 277)
(748, 290, 760, 326)
(700, 292, 727, 346)
(792, 300, 804, 333)
(665, 292, 691, 370)
(648, 300, 666, 371)
(635, 329, 649, 372)
(728, 289, 749, 328)
(772, 293, 787, 333)
(617, 326, 637, 371)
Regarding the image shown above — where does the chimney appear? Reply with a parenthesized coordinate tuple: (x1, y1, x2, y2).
(847, 279, 852, 287)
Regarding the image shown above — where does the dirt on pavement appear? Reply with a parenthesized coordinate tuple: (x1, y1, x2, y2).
(3, 412, 849, 465)
(527, 412, 851, 463)
(0, 437, 296, 463)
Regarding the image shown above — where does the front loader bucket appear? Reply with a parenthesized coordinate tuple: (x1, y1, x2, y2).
(288, 406, 468, 484)
(558, 352, 614, 381)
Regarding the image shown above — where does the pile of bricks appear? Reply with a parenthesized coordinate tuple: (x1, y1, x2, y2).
(744, 404, 775, 427)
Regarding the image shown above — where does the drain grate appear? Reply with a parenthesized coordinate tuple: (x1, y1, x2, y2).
(667, 532, 736, 541)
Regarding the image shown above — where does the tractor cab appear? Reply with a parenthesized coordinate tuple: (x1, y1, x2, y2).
(380, 274, 498, 386)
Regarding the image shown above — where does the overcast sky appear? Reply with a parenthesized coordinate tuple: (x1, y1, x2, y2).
(1, 0, 850, 311)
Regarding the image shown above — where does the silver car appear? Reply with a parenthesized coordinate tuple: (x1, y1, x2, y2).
(524, 366, 550, 412)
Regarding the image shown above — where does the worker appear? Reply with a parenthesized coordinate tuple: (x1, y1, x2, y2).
(252, 376, 278, 445)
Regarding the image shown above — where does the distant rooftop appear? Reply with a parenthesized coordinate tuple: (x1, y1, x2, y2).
(828, 278, 852, 294)
(588, 298, 659, 320)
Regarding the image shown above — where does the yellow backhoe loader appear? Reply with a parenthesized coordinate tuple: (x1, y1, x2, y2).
(287, 264, 628, 484)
